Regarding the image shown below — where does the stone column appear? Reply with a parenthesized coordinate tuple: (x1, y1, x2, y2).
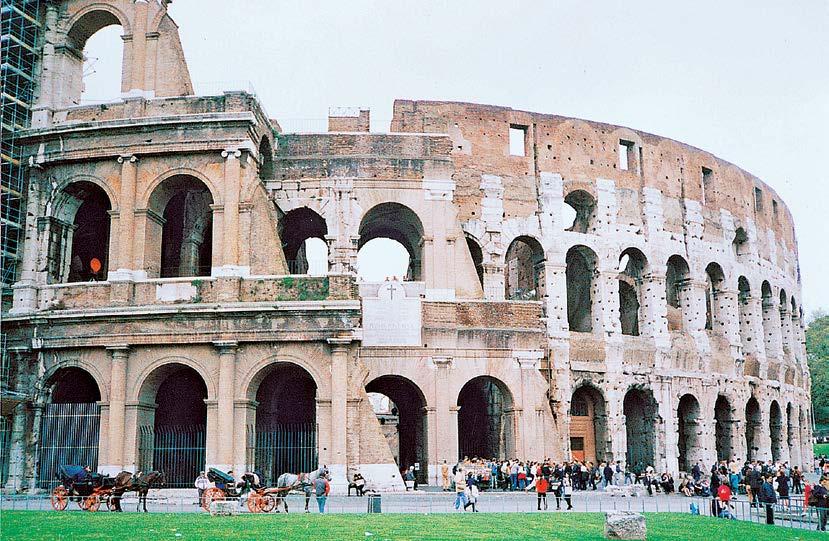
(102, 345, 129, 475)
(482, 263, 505, 300)
(110, 156, 139, 281)
(214, 149, 246, 276)
(432, 356, 458, 463)
(597, 270, 621, 335)
(747, 295, 768, 377)
(514, 350, 544, 459)
(642, 270, 670, 349)
(5, 348, 35, 492)
(762, 293, 783, 367)
(717, 288, 742, 360)
(233, 400, 258, 473)
(31, 3, 59, 127)
(327, 338, 351, 490)
(127, 0, 149, 95)
(212, 341, 238, 470)
(424, 406, 438, 484)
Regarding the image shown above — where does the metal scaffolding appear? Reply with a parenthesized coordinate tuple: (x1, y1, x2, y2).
(1, 0, 43, 291)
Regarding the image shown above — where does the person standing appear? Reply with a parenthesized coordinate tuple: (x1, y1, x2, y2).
(464, 472, 480, 512)
(314, 475, 330, 513)
(808, 475, 829, 532)
(535, 475, 549, 511)
(776, 469, 790, 508)
(441, 460, 450, 491)
(758, 474, 777, 525)
(791, 466, 802, 494)
(561, 474, 574, 510)
(603, 462, 614, 488)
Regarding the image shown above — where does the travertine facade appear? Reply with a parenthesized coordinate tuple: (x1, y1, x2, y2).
(1, 0, 812, 493)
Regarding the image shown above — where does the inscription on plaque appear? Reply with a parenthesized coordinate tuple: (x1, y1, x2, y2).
(361, 280, 422, 346)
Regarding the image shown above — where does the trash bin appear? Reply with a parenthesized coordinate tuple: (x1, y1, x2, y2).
(367, 493, 381, 513)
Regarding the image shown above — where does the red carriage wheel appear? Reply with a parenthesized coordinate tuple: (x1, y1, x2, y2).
(259, 494, 276, 513)
(85, 495, 101, 512)
(201, 487, 225, 511)
(246, 493, 263, 513)
(50, 486, 69, 511)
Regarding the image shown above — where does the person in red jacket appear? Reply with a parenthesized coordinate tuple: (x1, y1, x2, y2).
(716, 482, 733, 518)
(535, 475, 549, 511)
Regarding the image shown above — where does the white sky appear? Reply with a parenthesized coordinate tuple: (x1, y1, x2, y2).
(81, 0, 829, 312)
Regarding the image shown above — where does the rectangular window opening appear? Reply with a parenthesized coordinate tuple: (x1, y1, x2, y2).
(754, 187, 764, 213)
(701, 167, 713, 204)
(509, 125, 528, 156)
(619, 140, 635, 171)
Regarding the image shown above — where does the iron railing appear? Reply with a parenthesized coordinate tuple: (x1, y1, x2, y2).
(35, 403, 100, 488)
(250, 423, 317, 486)
(138, 425, 205, 488)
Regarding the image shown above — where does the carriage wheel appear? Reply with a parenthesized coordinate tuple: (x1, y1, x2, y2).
(259, 494, 276, 513)
(50, 486, 69, 511)
(201, 487, 225, 511)
(246, 493, 263, 513)
(85, 495, 101, 512)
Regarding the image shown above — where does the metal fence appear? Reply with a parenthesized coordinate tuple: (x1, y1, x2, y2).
(0, 415, 11, 486)
(138, 425, 205, 488)
(36, 403, 100, 488)
(250, 423, 317, 486)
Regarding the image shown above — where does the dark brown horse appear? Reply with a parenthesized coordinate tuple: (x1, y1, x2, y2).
(109, 471, 166, 512)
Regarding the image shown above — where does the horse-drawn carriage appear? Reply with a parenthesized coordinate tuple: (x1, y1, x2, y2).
(200, 468, 298, 513)
(50, 465, 117, 512)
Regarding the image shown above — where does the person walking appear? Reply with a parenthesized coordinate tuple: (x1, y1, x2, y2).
(314, 475, 330, 513)
(603, 462, 614, 488)
(809, 475, 829, 532)
(464, 472, 480, 512)
(561, 474, 574, 510)
(758, 473, 777, 525)
(453, 469, 468, 511)
(194, 471, 210, 506)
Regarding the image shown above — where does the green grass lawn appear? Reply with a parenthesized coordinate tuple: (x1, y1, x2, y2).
(815, 442, 829, 457)
(1, 511, 823, 541)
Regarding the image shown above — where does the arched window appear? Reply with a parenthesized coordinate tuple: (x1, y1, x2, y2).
(563, 190, 596, 233)
(566, 245, 598, 332)
(737, 277, 755, 359)
(618, 248, 648, 336)
(504, 236, 544, 300)
(732, 227, 748, 258)
(357, 203, 423, 282)
(665, 255, 690, 331)
(278, 207, 328, 275)
(704, 263, 726, 331)
(258, 137, 274, 180)
(66, 10, 125, 104)
(466, 236, 484, 288)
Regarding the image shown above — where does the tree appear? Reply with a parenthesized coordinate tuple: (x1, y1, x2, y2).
(806, 314, 829, 430)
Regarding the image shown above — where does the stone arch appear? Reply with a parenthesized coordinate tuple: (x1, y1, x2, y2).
(52, 174, 119, 213)
(366, 375, 429, 483)
(566, 244, 598, 332)
(64, 4, 132, 42)
(504, 235, 544, 300)
(623, 386, 660, 470)
(744, 396, 762, 461)
(358, 202, 425, 281)
(146, 174, 215, 278)
(760, 281, 776, 360)
(48, 180, 113, 283)
(714, 394, 735, 461)
(465, 234, 484, 288)
(139, 168, 222, 210)
(44, 366, 102, 404)
(665, 254, 691, 331)
(618, 247, 648, 336)
(563, 189, 597, 233)
(278, 207, 328, 274)
(456, 375, 516, 460)
(732, 227, 749, 258)
(40, 359, 109, 403)
(769, 400, 783, 462)
(131, 356, 216, 403)
(568, 383, 608, 463)
(704, 262, 726, 332)
(786, 402, 798, 465)
(677, 393, 701, 472)
(737, 276, 757, 369)
(779, 289, 791, 356)
(240, 355, 328, 402)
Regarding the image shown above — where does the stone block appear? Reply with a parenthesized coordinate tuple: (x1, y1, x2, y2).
(604, 512, 646, 540)
(208, 500, 238, 516)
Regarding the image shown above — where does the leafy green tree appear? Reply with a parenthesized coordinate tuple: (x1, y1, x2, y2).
(806, 313, 829, 430)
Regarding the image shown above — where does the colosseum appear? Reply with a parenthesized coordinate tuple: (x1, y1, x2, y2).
(0, 0, 813, 492)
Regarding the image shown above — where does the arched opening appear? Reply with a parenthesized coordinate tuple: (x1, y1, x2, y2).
(786, 403, 797, 465)
(37, 368, 102, 487)
(791, 298, 802, 362)
(779, 289, 791, 357)
(366, 376, 428, 484)
(705, 263, 726, 332)
(714, 395, 734, 461)
(665, 255, 690, 331)
(568, 384, 608, 464)
(278, 207, 328, 275)
(745, 397, 761, 461)
(66, 10, 124, 105)
(738, 277, 756, 367)
(258, 137, 274, 180)
(466, 236, 484, 288)
(147, 175, 213, 278)
(358, 203, 424, 281)
(677, 394, 701, 472)
(47, 181, 112, 284)
(137, 364, 207, 488)
(457, 376, 514, 460)
(732, 227, 748, 258)
(253, 363, 317, 486)
(761, 281, 776, 360)
(563, 190, 596, 234)
(566, 245, 598, 332)
(623, 388, 659, 471)
(504, 236, 544, 300)
(769, 400, 783, 463)
(618, 248, 647, 336)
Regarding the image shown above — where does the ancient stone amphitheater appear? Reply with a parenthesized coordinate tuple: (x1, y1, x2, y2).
(1, 0, 812, 492)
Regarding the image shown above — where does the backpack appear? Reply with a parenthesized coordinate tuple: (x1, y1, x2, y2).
(689, 502, 700, 515)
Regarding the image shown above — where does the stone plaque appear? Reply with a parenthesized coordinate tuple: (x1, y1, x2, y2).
(361, 280, 422, 346)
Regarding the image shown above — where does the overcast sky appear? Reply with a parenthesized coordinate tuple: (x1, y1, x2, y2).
(82, 0, 829, 313)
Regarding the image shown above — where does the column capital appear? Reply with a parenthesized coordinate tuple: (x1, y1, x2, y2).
(117, 155, 138, 164)
(430, 356, 454, 369)
(106, 344, 130, 358)
(213, 340, 238, 354)
(221, 149, 243, 160)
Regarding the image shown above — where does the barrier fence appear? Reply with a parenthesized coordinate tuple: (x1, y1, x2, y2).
(138, 425, 205, 489)
(0, 491, 825, 531)
(35, 403, 100, 489)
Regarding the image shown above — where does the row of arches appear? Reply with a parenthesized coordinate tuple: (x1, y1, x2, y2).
(571, 384, 806, 471)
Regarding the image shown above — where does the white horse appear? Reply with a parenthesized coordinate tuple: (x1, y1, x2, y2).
(274, 465, 328, 513)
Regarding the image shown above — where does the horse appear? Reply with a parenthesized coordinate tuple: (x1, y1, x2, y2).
(273, 466, 328, 513)
(108, 471, 166, 512)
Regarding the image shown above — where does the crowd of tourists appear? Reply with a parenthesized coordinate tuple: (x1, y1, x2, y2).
(436, 454, 829, 528)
